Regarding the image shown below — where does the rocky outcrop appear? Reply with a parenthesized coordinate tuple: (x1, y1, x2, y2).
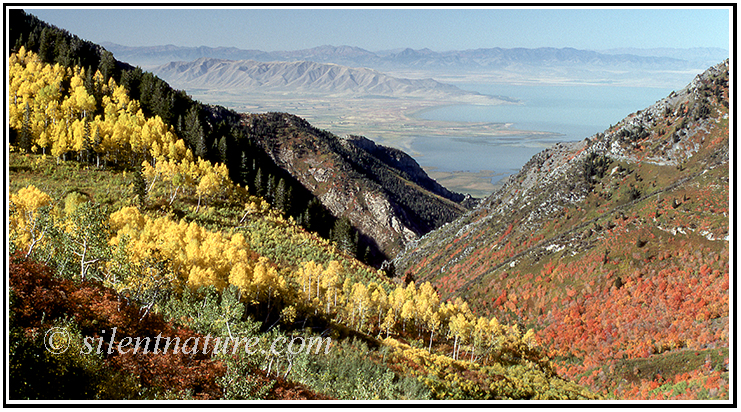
(241, 112, 469, 260)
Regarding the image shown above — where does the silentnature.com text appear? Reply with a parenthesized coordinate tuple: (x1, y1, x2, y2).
(44, 326, 332, 357)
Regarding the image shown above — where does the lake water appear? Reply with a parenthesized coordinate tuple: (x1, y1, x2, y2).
(410, 83, 674, 183)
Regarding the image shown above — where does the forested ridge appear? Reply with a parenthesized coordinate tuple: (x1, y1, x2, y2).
(7, 11, 598, 401)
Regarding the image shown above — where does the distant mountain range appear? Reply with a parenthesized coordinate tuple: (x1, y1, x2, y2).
(598, 47, 729, 65)
(103, 42, 726, 73)
(152, 57, 510, 101)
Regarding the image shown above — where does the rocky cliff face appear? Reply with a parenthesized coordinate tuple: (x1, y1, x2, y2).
(239, 112, 469, 260)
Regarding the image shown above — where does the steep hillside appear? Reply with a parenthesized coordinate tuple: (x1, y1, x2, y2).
(153, 57, 505, 102)
(8, 41, 598, 401)
(238, 112, 469, 260)
(395, 60, 730, 398)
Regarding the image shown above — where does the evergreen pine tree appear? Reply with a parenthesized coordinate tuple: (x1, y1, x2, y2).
(331, 217, 357, 256)
(218, 135, 228, 165)
(254, 168, 265, 197)
(266, 174, 276, 203)
(239, 151, 252, 187)
(38, 27, 54, 63)
(98, 50, 116, 81)
(180, 106, 207, 159)
(274, 178, 289, 212)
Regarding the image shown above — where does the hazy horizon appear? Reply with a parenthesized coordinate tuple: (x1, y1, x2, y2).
(23, 7, 731, 53)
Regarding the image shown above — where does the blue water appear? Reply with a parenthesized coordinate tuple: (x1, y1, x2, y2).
(410, 83, 673, 182)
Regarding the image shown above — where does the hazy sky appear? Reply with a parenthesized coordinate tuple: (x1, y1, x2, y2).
(24, 6, 731, 52)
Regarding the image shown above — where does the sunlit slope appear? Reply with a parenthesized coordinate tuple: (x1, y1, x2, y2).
(394, 60, 730, 398)
(8, 42, 598, 400)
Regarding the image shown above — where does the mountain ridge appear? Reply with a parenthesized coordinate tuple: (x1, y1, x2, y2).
(152, 57, 509, 102)
(102, 41, 725, 72)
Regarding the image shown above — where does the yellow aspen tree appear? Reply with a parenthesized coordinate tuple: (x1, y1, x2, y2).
(341, 277, 354, 308)
(50, 119, 71, 160)
(245, 258, 270, 305)
(203, 236, 232, 290)
(8, 49, 39, 129)
(404, 280, 417, 301)
(370, 286, 388, 333)
(68, 117, 86, 153)
(471, 316, 491, 363)
(69, 66, 84, 90)
(321, 260, 343, 313)
(94, 70, 108, 96)
(32, 83, 63, 154)
(255, 259, 281, 310)
(166, 139, 190, 163)
(415, 282, 438, 337)
(391, 285, 406, 320)
(522, 328, 537, 349)
(8, 48, 26, 113)
(453, 297, 472, 320)
(450, 313, 466, 360)
(489, 317, 503, 338)
(188, 266, 217, 290)
(350, 282, 369, 331)
(166, 160, 192, 205)
(427, 310, 441, 353)
(382, 308, 395, 338)
(66, 77, 96, 120)
(9, 185, 53, 257)
(110, 82, 130, 113)
(102, 94, 117, 121)
(139, 119, 155, 160)
(9, 74, 34, 132)
(108, 206, 147, 237)
(251, 258, 270, 304)
(296, 260, 314, 301)
(228, 263, 253, 298)
(400, 299, 415, 334)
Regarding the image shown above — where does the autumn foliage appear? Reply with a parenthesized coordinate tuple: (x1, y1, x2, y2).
(9, 253, 225, 399)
